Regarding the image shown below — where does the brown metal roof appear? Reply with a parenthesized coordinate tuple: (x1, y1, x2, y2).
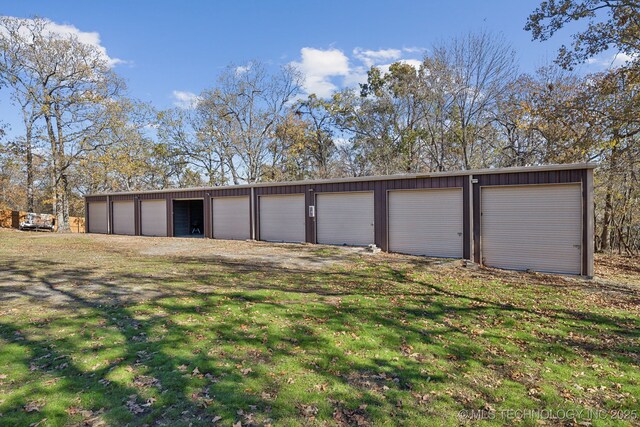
(85, 162, 597, 197)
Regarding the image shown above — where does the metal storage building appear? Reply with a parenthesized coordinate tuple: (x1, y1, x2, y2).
(85, 163, 595, 276)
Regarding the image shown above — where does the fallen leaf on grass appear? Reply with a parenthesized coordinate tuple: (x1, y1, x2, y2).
(133, 375, 161, 389)
(333, 404, 369, 426)
(299, 404, 318, 419)
(240, 368, 253, 376)
(125, 395, 154, 414)
(24, 400, 45, 412)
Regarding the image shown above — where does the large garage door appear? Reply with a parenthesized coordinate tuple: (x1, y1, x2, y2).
(112, 201, 135, 235)
(212, 196, 250, 240)
(481, 184, 582, 275)
(316, 192, 374, 246)
(88, 202, 108, 234)
(388, 188, 463, 258)
(259, 194, 305, 243)
(141, 199, 167, 237)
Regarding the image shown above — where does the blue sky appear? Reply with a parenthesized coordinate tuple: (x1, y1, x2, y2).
(0, 0, 618, 139)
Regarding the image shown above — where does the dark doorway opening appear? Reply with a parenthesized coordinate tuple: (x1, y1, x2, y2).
(173, 199, 204, 238)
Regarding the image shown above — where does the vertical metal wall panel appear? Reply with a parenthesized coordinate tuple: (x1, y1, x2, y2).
(88, 202, 108, 234)
(112, 201, 135, 235)
(259, 194, 305, 242)
(584, 169, 594, 277)
(374, 181, 387, 250)
(141, 199, 168, 237)
(212, 196, 251, 240)
(316, 192, 375, 246)
(481, 184, 582, 274)
(305, 186, 315, 243)
(462, 177, 472, 260)
(388, 188, 464, 258)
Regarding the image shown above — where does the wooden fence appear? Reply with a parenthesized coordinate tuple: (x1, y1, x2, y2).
(0, 209, 85, 233)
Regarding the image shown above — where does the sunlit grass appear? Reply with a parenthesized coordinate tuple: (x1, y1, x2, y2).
(0, 230, 638, 426)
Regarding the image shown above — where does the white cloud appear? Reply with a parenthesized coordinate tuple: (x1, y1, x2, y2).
(291, 46, 424, 98)
(235, 62, 252, 75)
(334, 137, 351, 148)
(290, 48, 350, 98)
(172, 90, 201, 109)
(586, 51, 637, 69)
(402, 46, 427, 54)
(353, 48, 402, 68)
(2, 16, 124, 67)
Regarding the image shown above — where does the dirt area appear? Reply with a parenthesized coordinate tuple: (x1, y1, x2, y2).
(131, 234, 367, 269)
(0, 229, 638, 309)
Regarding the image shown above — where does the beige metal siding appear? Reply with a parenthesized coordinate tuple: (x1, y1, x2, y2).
(481, 184, 582, 274)
(141, 199, 167, 237)
(388, 189, 463, 258)
(112, 201, 135, 235)
(88, 202, 108, 234)
(259, 194, 305, 242)
(212, 196, 250, 240)
(316, 192, 374, 246)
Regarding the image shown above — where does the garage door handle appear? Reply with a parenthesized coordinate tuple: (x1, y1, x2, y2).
(573, 244, 581, 248)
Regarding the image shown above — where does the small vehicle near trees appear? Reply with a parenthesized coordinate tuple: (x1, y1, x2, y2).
(19, 212, 55, 231)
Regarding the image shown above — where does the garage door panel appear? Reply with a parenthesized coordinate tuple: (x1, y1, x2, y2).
(112, 201, 135, 235)
(212, 196, 250, 240)
(88, 202, 108, 234)
(259, 195, 305, 243)
(141, 200, 167, 237)
(316, 192, 374, 246)
(481, 185, 581, 274)
(388, 189, 463, 258)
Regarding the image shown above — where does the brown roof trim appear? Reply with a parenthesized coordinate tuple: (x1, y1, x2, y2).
(85, 162, 597, 198)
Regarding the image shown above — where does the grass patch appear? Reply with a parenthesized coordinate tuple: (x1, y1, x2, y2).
(0, 230, 638, 426)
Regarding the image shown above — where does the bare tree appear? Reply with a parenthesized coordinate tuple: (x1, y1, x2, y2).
(432, 31, 518, 169)
(0, 16, 124, 230)
(0, 18, 43, 211)
(157, 106, 228, 186)
(200, 62, 302, 183)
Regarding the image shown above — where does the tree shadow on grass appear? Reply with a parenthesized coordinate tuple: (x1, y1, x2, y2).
(0, 254, 638, 425)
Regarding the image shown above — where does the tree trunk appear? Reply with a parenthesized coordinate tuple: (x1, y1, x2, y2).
(43, 102, 59, 222)
(58, 172, 70, 232)
(54, 103, 70, 232)
(25, 125, 34, 212)
(600, 188, 613, 251)
(600, 145, 619, 252)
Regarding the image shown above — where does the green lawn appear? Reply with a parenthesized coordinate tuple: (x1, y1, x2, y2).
(0, 230, 638, 426)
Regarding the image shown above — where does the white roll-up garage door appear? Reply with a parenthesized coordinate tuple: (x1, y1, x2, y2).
(316, 192, 374, 246)
(481, 184, 582, 275)
(259, 194, 305, 243)
(388, 188, 463, 258)
(141, 199, 167, 237)
(212, 196, 250, 240)
(88, 202, 108, 234)
(112, 201, 135, 235)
